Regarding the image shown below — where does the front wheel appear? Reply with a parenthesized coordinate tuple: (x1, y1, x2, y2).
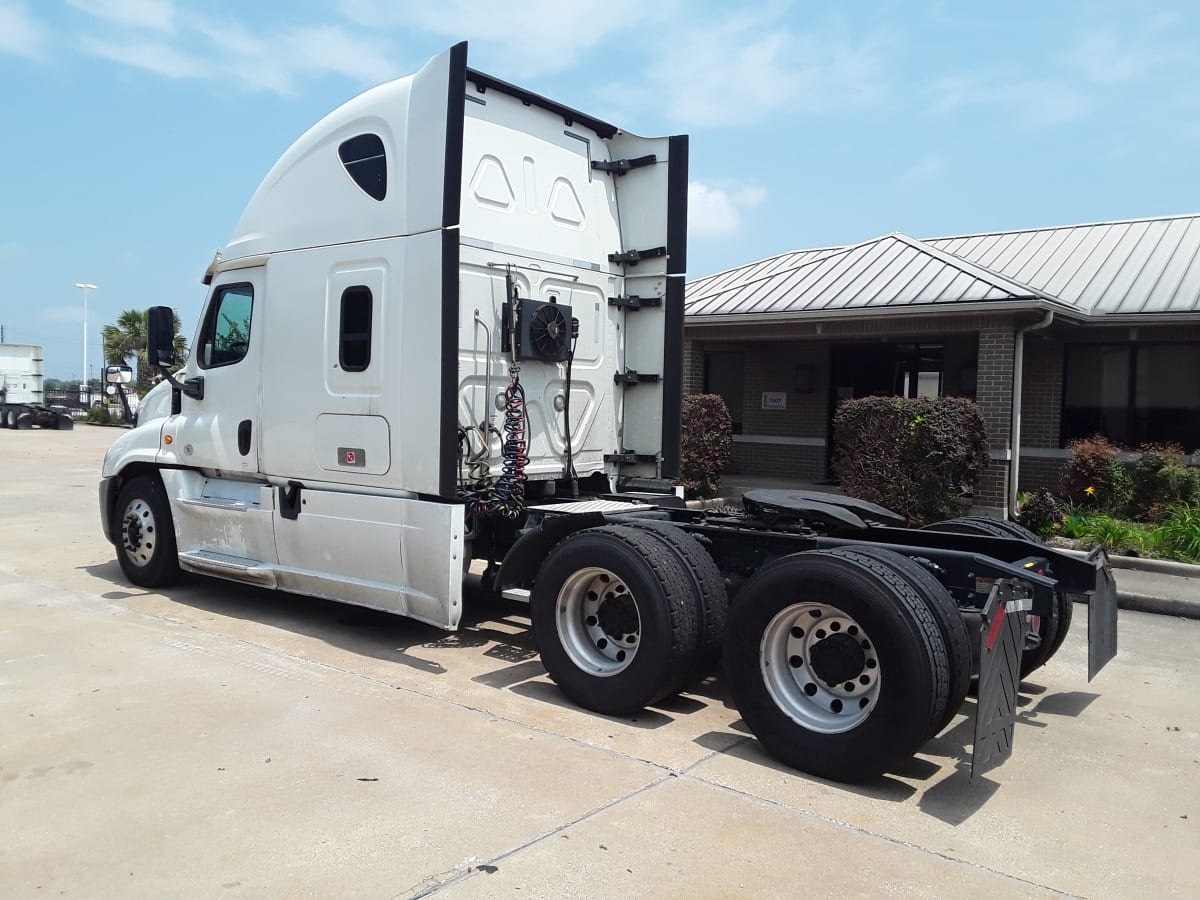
(114, 474, 181, 588)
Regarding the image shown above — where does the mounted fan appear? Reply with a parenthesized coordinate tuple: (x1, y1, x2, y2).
(515, 297, 573, 362)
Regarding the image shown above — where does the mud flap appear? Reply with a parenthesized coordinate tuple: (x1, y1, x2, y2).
(972, 581, 1029, 780)
(1087, 548, 1118, 681)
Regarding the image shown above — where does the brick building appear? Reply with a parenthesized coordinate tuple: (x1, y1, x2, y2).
(684, 215, 1200, 517)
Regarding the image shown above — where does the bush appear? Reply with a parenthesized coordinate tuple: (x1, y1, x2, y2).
(833, 396, 988, 526)
(1149, 503, 1200, 563)
(1016, 488, 1063, 536)
(86, 406, 112, 425)
(679, 394, 732, 500)
(1075, 514, 1151, 556)
(1060, 435, 1131, 515)
(1130, 443, 1200, 522)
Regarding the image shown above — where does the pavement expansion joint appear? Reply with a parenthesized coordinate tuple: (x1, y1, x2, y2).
(679, 774, 1083, 898)
(400, 775, 672, 899)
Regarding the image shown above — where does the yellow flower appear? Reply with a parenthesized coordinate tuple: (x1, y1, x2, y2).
(1084, 486, 1096, 496)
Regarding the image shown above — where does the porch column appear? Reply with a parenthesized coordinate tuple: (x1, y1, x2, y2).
(974, 324, 1014, 516)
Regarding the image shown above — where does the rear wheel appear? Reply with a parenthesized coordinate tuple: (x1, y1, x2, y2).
(922, 516, 1068, 677)
(924, 515, 1044, 545)
(725, 549, 950, 783)
(531, 525, 700, 716)
(829, 546, 971, 738)
(615, 520, 727, 679)
(114, 474, 180, 588)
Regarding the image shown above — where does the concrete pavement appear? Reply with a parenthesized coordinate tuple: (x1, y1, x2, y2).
(1, 427, 1198, 898)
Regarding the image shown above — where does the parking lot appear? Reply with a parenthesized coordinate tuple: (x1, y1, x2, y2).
(2, 426, 1197, 898)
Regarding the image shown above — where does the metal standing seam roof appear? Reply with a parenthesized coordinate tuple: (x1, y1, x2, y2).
(687, 214, 1200, 320)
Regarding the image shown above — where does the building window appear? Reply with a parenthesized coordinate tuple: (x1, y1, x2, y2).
(1062, 343, 1200, 449)
(703, 351, 744, 434)
(198, 284, 253, 369)
(831, 342, 945, 401)
(338, 134, 387, 201)
(339, 286, 373, 372)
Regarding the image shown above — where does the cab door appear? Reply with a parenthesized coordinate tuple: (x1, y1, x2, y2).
(170, 268, 265, 475)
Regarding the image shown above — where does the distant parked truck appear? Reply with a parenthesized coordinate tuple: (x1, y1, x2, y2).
(0, 344, 74, 430)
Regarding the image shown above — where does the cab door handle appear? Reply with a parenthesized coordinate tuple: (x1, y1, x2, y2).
(238, 419, 252, 456)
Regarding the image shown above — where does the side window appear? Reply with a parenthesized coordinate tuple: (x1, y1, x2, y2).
(339, 286, 373, 372)
(199, 284, 254, 369)
(338, 134, 387, 201)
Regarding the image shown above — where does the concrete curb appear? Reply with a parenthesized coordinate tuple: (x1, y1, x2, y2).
(1113, 592, 1200, 620)
(1059, 547, 1200, 578)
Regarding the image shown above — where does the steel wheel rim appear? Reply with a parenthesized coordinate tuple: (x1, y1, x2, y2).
(121, 498, 158, 568)
(760, 601, 882, 734)
(555, 567, 640, 676)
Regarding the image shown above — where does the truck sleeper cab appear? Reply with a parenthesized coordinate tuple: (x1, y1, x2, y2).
(100, 44, 1116, 784)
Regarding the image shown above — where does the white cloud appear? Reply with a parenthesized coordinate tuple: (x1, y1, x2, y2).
(340, 0, 658, 77)
(67, 0, 176, 32)
(897, 155, 945, 189)
(688, 181, 767, 238)
(632, 15, 891, 128)
(80, 34, 206, 79)
(75, 12, 395, 94)
(1066, 30, 1146, 85)
(0, 2, 48, 59)
(280, 25, 395, 85)
(931, 75, 1093, 127)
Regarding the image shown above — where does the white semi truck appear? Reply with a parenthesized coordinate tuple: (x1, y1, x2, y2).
(100, 43, 1117, 783)
(0, 343, 74, 430)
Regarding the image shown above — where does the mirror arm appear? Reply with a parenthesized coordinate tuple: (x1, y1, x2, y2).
(158, 366, 204, 401)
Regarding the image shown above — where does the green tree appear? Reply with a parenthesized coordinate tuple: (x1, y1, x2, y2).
(102, 309, 189, 394)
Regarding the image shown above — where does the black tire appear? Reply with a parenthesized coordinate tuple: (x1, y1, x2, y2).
(531, 524, 700, 716)
(614, 520, 727, 678)
(724, 549, 951, 783)
(922, 516, 1013, 540)
(114, 474, 181, 588)
(922, 516, 1070, 677)
(830, 545, 971, 738)
(924, 515, 1045, 546)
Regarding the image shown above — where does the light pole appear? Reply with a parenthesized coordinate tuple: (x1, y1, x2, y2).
(75, 282, 97, 392)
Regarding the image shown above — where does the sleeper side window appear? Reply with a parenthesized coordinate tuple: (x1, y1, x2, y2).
(198, 284, 253, 369)
(338, 134, 387, 201)
(339, 286, 373, 372)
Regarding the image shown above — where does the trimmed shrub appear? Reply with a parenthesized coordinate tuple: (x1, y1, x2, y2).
(1060, 435, 1131, 515)
(679, 393, 733, 500)
(1130, 443, 1200, 522)
(86, 406, 112, 425)
(832, 396, 988, 525)
(1016, 488, 1063, 536)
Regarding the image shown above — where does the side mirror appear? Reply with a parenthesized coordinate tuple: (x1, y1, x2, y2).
(147, 306, 176, 368)
(105, 364, 133, 385)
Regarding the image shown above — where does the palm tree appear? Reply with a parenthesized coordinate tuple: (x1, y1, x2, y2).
(103, 309, 189, 395)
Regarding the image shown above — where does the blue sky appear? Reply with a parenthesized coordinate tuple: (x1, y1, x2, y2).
(2, 1, 1198, 379)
